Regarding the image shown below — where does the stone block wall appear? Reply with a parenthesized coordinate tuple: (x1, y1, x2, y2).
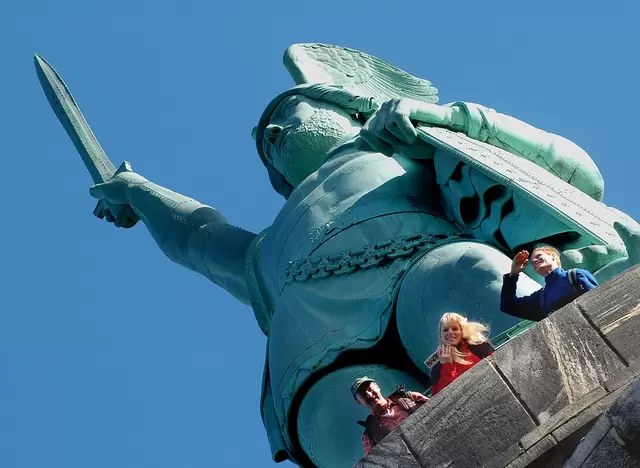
(565, 378, 640, 467)
(356, 266, 640, 468)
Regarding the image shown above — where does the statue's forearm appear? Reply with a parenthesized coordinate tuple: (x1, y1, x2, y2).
(448, 102, 604, 201)
(126, 178, 256, 305)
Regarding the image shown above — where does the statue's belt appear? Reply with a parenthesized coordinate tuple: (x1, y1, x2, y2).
(283, 232, 473, 283)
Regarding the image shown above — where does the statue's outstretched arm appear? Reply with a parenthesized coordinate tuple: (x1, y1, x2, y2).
(89, 171, 256, 305)
(359, 99, 604, 201)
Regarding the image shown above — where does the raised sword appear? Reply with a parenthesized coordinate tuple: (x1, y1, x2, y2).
(34, 53, 137, 227)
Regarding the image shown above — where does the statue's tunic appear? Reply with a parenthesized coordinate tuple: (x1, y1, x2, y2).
(247, 147, 458, 451)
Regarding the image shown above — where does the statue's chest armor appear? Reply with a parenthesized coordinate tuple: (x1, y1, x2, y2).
(259, 151, 452, 294)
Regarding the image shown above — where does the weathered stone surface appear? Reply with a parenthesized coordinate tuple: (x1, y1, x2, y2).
(577, 265, 640, 365)
(354, 432, 420, 468)
(565, 377, 640, 468)
(505, 381, 637, 468)
(504, 435, 563, 468)
(608, 377, 640, 449)
(566, 429, 639, 467)
(564, 415, 612, 468)
(605, 361, 640, 392)
(492, 303, 625, 423)
(397, 359, 536, 468)
(519, 385, 607, 450)
(551, 380, 631, 444)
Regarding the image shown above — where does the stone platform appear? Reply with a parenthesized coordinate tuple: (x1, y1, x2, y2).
(356, 266, 640, 468)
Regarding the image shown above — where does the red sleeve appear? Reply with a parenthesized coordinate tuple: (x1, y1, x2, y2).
(431, 363, 458, 395)
(362, 432, 375, 454)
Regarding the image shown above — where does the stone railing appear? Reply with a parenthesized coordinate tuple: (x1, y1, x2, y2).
(565, 378, 639, 467)
(356, 266, 640, 468)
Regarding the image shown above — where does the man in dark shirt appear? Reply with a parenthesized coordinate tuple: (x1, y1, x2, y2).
(352, 377, 428, 454)
(500, 246, 598, 321)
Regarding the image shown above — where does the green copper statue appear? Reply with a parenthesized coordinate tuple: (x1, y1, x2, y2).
(35, 44, 640, 467)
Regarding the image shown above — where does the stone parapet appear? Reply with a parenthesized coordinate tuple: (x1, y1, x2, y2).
(356, 266, 640, 468)
(565, 377, 640, 468)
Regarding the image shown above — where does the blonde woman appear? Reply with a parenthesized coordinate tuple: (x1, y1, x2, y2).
(430, 313, 495, 395)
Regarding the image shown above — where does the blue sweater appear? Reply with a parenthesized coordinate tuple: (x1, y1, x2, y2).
(500, 267, 598, 322)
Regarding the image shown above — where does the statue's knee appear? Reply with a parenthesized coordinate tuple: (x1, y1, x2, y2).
(295, 365, 426, 467)
(396, 242, 539, 370)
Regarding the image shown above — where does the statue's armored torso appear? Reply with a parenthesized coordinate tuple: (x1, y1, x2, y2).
(251, 148, 457, 424)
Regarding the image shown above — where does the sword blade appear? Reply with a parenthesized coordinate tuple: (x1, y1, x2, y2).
(34, 54, 116, 184)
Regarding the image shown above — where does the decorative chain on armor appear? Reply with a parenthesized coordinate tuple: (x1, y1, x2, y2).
(284, 232, 473, 283)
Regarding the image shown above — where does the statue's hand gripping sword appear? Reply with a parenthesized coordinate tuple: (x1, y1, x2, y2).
(34, 54, 138, 228)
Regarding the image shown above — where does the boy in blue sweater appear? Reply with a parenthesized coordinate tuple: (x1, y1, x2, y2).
(500, 246, 598, 322)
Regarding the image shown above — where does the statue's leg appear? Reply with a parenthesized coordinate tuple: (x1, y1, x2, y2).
(295, 364, 427, 468)
(396, 241, 542, 371)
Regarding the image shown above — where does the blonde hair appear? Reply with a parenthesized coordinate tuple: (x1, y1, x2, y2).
(532, 246, 562, 268)
(439, 313, 490, 365)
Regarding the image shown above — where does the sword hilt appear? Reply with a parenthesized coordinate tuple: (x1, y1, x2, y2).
(92, 161, 139, 228)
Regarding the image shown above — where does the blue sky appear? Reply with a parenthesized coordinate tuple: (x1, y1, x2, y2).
(2, 1, 639, 467)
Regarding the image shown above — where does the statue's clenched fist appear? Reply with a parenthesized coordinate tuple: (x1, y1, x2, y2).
(89, 171, 146, 228)
(357, 98, 464, 156)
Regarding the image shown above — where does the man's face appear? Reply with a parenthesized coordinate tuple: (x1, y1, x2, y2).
(356, 382, 388, 413)
(530, 249, 559, 276)
(262, 95, 362, 187)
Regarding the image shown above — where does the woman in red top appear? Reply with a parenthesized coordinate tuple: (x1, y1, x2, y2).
(429, 312, 495, 395)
